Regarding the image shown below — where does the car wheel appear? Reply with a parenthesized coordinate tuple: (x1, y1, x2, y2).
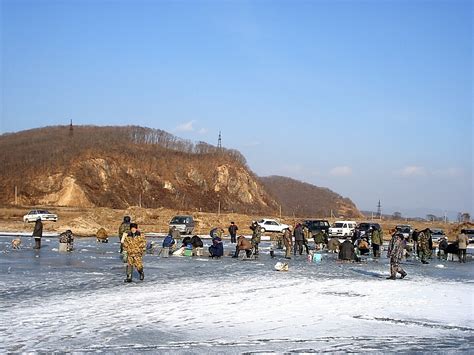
(261, 228, 266, 233)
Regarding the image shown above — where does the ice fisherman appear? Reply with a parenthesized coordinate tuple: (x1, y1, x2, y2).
(233, 235, 253, 258)
(59, 229, 74, 251)
(282, 227, 292, 259)
(209, 235, 224, 258)
(32, 217, 43, 249)
(123, 223, 146, 282)
(457, 231, 469, 263)
(118, 215, 131, 253)
(293, 223, 305, 255)
(228, 222, 238, 244)
(313, 229, 326, 250)
(339, 238, 359, 262)
(386, 232, 407, 279)
(250, 221, 262, 256)
(210, 227, 224, 239)
(371, 227, 383, 258)
(418, 228, 431, 264)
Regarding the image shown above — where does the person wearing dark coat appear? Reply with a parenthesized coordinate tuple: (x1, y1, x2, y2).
(181, 236, 192, 248)
(228, 222, 238, 244)
(33, 218, 43, 249)
(191, 235, 203, 248)
(293, 224, 305, 255)
(438, 237, 448, 260)
(209, 237, 224, 258)
(339, 239, 359, 261)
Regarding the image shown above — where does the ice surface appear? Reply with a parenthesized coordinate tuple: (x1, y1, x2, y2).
(1, 235, 473, 353)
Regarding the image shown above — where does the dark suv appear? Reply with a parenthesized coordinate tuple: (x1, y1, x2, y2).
(357, 222, 381, 238)
(303, 220, 330, 234)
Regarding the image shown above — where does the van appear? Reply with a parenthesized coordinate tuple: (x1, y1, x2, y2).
(329, 221, 356, 238)
(169, 215, 195, 235)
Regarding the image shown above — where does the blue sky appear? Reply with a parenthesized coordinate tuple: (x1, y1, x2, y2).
(1, 0, 472, 218)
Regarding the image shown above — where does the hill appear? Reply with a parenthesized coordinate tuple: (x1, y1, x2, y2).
(260, 176, 362, 218)
(0, 125, 277, 214)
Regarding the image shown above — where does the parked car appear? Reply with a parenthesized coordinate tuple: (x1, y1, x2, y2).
(395, 224, 412, 239)
(461, 229, 474, 244)
(303, 220, 330, 234)
(23, 210, 58, 223)
(257, 219, 290, 233)
(357, 222, 381, 237)
(169, 215, 194, 235)
(430, 229, 446, 243)
(329, 221, 356, 238)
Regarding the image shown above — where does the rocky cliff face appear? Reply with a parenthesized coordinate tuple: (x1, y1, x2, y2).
(0, 125, 277, 213)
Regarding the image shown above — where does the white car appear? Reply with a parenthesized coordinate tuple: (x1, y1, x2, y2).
(329, 221, 356, 237)
(23, 210, 58, 223)
(257, 219, 290, 233)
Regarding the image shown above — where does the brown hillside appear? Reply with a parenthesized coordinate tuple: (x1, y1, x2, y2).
(260, 176, 363, 218)
(0, 125, 277, 214)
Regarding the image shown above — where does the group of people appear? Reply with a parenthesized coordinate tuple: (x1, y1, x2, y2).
(27, 215, 470, 283)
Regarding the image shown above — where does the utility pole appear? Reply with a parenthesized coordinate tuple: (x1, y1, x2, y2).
(139, 193, 142, 208)
(69, 119, 73, 137)
(377, 200, 382, 220)
(217, 131, 222, 149)
(14, 186, 18, 205)
(279, 204, 282, 220)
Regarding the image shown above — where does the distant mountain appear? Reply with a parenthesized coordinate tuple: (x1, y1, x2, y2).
(0, 125, 277, 214)
(260, 176, 362, 218)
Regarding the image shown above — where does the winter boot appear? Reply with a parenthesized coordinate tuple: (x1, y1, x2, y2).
(124, 265, 132, 283)
(386, 275, 396, 280)
(34, 239, 41, 249)
(400, 271, 407, 279)
(138, 269, 144, 281)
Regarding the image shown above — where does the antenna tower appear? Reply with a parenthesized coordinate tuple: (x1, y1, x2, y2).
(377, 200, 382, 219)
(217, 131, 222, 149)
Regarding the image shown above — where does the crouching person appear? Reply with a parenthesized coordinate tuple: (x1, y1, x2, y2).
(209, 236, 224, 258)
(233, 235, 253, 258)
(123, 223, 146, 282)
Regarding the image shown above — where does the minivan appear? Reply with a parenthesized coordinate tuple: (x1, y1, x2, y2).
(329, 221, 356, 238)
(169, 215, 195, 235)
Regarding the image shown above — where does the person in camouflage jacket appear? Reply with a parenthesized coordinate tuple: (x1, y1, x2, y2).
(123, 223, 146, 282)
(118, 216, 131, 253)
(282, 228, 292, 259)
(250, 221, 262, 256)
(386, 232, 407, 279)
(418, 229, 431, 264)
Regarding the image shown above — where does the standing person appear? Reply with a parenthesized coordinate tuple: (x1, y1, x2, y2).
(412, 229, 419, 257)
(250, 221, 262, 256)
(418, 229, 431, 264)
(438, 236, 448, 260)
(371, 227, 383, 258)
(456, 231, 469, 263)
(386, 233, 407, 279)
(228, 222, 238, 244)
(118, 216, 131, 254)
(32, 217, 43, 249)
(282, 227, 293, 259)
(293, 223, 305, 255)
(123, 223, 146, 282)
(302, 225, 310, 254)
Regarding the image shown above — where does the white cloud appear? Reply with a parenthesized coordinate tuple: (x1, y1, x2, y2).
(399, 166, 426, 177)
(329, 166, 353, 177)
(175, 120, 195, 132)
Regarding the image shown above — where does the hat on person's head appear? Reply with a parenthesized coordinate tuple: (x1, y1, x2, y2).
(231, 221, 234, 224)
(124, 216, 131, 223)
(130, 223, 138, 229)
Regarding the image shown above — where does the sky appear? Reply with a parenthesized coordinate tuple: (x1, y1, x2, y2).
(1, 0, 472, 218)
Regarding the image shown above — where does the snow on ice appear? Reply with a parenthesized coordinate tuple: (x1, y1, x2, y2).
(0, 236, 473, 353)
